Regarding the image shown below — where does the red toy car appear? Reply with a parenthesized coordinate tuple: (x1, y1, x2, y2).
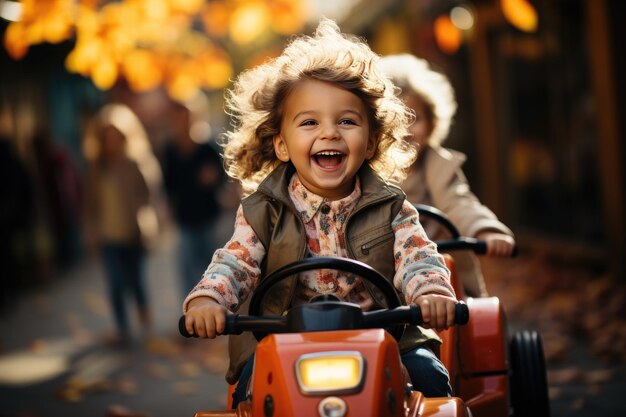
(179, 205, 550, 417)
(414, 204, 550, 417)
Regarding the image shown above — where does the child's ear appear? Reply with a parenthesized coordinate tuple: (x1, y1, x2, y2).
(273, 134, 290, 162)
(365, 133, 379, 160)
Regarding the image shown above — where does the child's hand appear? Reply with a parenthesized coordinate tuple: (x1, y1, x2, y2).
(184, 296, 229, 338)
(476, 232, 516, 257)
(413, 294, 457, 331)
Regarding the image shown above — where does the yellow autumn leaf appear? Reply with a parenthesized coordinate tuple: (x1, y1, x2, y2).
(501, 0, 538, 33)
(122, 49, 163, 92)
(201, 2, 230, 38)
(25, 19, 46, 44)
(18, 0, 39, 22)
(99, 2, 126, 29)
(105, 27, 135, 59)
(197, 52, 232, 89)
(41, 12, 73, 43)
(3, 23, 29, 60)
(75, 5, 100, 38)
(137, 0, 170, 22)
(229, 1, 270, 45)
(79, 0, 103, 7)
(91, 54, 118, 90)
(169, 0, 204, 15)
(433, 14, 462, 54)
(65, 38, 104, 76)
(166, 64, 200, 102)
(268, 0, 307, 35)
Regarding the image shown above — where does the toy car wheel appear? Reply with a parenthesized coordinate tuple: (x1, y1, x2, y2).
(509, 330, 551, 417)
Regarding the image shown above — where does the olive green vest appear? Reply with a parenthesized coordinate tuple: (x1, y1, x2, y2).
(225, 163, 437, 384)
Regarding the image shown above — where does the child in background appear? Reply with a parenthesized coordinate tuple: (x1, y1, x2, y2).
(182, 19, 459, 405)
(377, 54, 515, 297)
(83, 103, 159, 346)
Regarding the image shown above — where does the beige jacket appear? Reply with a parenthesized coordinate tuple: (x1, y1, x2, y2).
(401, 146, 514, 297)
(85, 158, 150, 245)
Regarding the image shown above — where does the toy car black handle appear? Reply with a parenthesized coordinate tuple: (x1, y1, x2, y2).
(435, 236, 518, 257)
(414, 204, 518, 257)
(178, 302, 469, 338)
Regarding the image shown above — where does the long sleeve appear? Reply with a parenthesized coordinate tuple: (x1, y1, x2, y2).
(392, 200, 455, 304)
(425, 147, 514, 238)
(182, 205, 265, 313)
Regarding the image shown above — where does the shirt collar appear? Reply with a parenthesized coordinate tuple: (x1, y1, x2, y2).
(288, 173, 362, 223)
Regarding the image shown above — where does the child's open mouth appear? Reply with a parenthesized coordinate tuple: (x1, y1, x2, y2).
(313, 151, 345, 170)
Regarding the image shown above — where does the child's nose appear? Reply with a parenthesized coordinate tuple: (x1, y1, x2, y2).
(319, 123, 340, 140)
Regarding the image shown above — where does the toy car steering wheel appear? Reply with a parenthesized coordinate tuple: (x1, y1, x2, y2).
(414, 203, 500, 255)
(248, 256, 405, 341)
(413, 204, 460, 238)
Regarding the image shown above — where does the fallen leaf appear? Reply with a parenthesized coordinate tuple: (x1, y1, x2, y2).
(547, 368, 583, 385)
(214, 392, 229, 407)
(541, 334, 569, 363)
(203, 355, 229, 374)
(27, 339, 48, 353)
(570, 397, 585, 411)
(145, 337, 181, 357)
(586, 384, 602, 395)
(56, 386, 83, 403)
(116, 374, 138, 396)
(546, 293, 576, 316)
(548, 386, 561, 400)
(172, 380, 200, 396)
(105, 404, 152, 417)
(178, 361, 201, 378)
(146, 363, 170, 379)
(584, 369, 614, 384)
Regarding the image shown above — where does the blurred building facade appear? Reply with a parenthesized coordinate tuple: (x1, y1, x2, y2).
(341, 0, 625, 279)
(0, 0, 624, 287)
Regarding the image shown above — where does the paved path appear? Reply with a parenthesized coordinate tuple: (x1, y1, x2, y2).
(482, 256, 626, 417)
(0, 236, 229, 417)
(1, 235, 625, 416)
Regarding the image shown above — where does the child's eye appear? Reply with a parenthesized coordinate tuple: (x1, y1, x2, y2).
(300, 120, 317, 126)
(338, 119, 356, 125)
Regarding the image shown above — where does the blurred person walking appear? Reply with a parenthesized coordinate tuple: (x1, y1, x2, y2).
(0, 109, 35, 312)
(32, 129, 83, 270)
(161, 97, 226, 297)
(82, 103, 161, 346)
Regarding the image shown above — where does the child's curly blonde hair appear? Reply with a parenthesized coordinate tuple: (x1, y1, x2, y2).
(377, 54, 457, 148)
(221, 18, 415, 195)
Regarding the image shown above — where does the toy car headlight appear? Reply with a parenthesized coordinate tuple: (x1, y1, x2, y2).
(295, 351, 364, 395)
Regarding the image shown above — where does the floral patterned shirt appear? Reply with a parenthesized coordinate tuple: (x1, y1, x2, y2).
(183, 174, 454, 313)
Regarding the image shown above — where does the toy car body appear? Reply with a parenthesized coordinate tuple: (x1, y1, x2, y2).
(180, 205, 550, 417)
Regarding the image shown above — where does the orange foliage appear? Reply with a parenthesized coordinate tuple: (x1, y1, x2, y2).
(3, 22, 29, 60)
(501, 0, 538, 33)
(122, 50, 164, 92)
(229, 1, 270, 45)
(2, 0, 309, 99)
(202, 2, 231, 38)
(268, 0, 308, 35)
(3, 0, 74, 59)
(434, 15, 462, 54)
